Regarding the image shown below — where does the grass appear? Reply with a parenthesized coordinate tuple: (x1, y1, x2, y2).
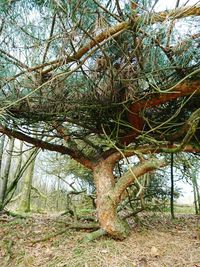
(163, 204, 196, 214)
(174, 204, 195, 214)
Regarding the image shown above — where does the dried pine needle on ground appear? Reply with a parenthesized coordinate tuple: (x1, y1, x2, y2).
(0, 213, 199, 267)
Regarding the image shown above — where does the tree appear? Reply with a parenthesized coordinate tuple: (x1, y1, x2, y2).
(0, 137, 14, 210)
(0, 135, 5, 177)
(18, 147, 38, 212)
(180, 153, 200, 214)
(0, 0, 200, 239)
(170, 153, 175, 219)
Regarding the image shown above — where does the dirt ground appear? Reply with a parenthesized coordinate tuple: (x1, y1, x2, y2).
(0, 212, 199, 267)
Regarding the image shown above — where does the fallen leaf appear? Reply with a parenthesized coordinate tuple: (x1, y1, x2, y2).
(150, 246, 159, 257)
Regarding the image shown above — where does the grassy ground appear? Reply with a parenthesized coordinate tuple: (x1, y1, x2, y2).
(0, 212, 199, 267)
(164, 204, 196, 214)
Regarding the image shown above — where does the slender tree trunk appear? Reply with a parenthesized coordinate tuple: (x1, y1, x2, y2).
(56, 179, 60, 211)
(0, 135, 5, 175)
(0, 135, 5, 211)
(191, 174, 200, 214)
(18, 149, 37, 212)
(93, 157, 165, 239)
(196, 182, 200, 214)
(193, 180, 198, 214)
(0, 137, 14, 210)
(3, 141, 33, 206)
(170, 153, 175, 219)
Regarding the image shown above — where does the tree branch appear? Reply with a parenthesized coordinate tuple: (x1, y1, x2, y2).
(122, 79, 200, 144)
(0, 125, 94, 169)
(40, 5, 200, 74)
(103, 142, 200, 165)
(112, 159, 166, 202)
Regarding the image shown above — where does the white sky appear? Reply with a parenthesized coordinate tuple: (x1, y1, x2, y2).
(156, 0, 200, 11)
(176, 181, 194, 205)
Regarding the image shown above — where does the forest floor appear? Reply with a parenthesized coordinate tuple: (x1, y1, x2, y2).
(0, 212, 199, 267)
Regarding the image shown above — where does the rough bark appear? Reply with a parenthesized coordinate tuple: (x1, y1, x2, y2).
(93, 156, 165, 239)
(93, 160, 130, 240)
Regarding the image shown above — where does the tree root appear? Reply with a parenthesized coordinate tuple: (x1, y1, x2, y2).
(60, 212, 96, 222)
(80, 229, 107, 242)
(31, 222, 100, 244)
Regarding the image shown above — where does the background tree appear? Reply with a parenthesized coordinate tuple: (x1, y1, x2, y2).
(17, 147, 38, 212)
(179, 153, 200, 214)
(0, 137, 14, 211)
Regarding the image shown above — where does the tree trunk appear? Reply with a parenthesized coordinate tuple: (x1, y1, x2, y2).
(0, 137, 14, 210)
(93, 160, 130, 240)
(170, 153, 175, 219)
(18, 149, 37, 212)
(0, 135, 5, 175)
(3, 141, 31, 206)
(191, 173, 200, 214)
(93, 157, 165, 240)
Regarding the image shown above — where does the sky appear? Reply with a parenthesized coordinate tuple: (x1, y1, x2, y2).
(156, 0, 200, 11)
(177, 181, 194, 205)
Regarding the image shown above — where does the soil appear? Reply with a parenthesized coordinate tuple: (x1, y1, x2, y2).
(0, 212, 199, 267)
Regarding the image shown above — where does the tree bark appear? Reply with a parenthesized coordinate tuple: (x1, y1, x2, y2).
(93, 160, 130, 240)
(0, 135, 5, 175)
(191, 173, 200, 214)
(18, 149, 37, 212)
(93, 156, 165, 239)
(170, 153, 175, 219)
(0, 137, 14, 210)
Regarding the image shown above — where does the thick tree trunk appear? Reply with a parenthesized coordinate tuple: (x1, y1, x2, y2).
(93, 157, 165, 240)
(93, 161, 130, 240)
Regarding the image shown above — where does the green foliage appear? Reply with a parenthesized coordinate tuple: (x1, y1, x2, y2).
(145, 171, 180, 202)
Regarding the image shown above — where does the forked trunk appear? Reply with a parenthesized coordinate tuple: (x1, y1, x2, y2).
(93, 157, 165, 240)
(93, 161, 130, 240)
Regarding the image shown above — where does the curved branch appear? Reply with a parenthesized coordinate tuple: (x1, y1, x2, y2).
(112, 158, 165, 202)
(121, 80, 200, 144)
(0, 125, 94, 169)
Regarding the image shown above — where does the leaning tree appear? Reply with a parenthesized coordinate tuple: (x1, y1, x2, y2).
(0, 0, 200, 239)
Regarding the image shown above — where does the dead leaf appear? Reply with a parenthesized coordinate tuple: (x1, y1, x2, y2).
(150, 246, 159, 257)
